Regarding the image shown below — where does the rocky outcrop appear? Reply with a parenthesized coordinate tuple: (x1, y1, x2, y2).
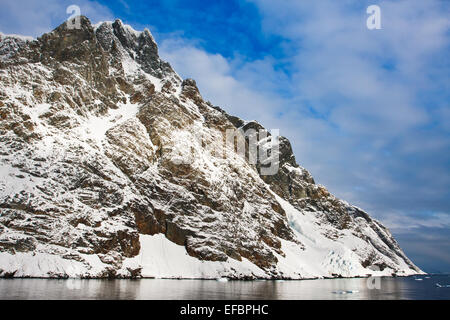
(0, 17, 422, 278)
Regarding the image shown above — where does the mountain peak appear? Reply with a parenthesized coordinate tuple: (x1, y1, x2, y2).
(55, 15, 94, 34)
(0, 16, 423, 279)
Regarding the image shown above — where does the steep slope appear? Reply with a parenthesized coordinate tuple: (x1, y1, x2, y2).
(0, 17, 422, 279)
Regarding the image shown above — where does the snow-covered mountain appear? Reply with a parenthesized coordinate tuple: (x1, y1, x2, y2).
(0, 17, 423, 279)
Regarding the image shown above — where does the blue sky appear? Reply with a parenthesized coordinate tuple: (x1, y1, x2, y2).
(1, 0, 449, 273)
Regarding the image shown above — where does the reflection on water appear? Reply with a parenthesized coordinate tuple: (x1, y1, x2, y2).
(0, 276, 449, 300)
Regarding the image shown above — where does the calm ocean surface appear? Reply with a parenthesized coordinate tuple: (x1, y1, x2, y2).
(0, 275, 449, 300)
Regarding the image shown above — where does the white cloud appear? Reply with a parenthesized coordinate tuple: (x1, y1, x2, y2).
(161, 0, 450, 225)
(381, 211, 450, 232)
(0, 0, 114, 37)
(159, 37, 287, 126)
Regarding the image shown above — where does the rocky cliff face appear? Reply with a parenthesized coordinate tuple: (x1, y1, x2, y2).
(0, 17, 422, 279)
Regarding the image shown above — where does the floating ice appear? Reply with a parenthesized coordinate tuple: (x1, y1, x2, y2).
(333, 290, 359, 295)
(436, 283, 450, 288)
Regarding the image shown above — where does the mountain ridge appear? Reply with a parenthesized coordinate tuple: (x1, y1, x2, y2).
(0, 16, 423, 279)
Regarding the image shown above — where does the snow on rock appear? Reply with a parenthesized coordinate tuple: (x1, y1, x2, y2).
(121, 234, 267, 279)
(0, 16, 424, 279)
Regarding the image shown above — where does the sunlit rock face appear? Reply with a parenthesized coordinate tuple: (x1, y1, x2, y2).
(0, 17, 422, 279)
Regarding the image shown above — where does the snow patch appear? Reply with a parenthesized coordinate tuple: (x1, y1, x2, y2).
(0, 32, 35, 42)
(0, 251, 107, 278)
(122, 234, 267, 279)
